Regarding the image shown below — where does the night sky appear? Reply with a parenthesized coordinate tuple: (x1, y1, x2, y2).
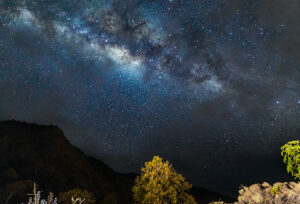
(0, 0, 299, 197)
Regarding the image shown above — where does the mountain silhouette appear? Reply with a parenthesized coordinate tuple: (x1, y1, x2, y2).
(0, 120, 233, 203)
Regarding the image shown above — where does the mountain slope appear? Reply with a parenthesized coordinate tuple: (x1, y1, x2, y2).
(0, 120, 233, 203)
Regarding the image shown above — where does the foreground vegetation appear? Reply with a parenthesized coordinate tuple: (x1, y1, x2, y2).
(21, 139, 300, 204)
(22, 156, 195, 204)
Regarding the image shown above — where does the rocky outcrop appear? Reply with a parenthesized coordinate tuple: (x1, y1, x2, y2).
(211, 182, 300, 204)
(235, 181, 300, 204)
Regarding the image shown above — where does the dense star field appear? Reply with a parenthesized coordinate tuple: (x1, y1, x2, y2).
(0, 0, 299, 197)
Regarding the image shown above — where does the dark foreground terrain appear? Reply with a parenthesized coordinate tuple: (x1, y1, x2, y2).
(0, 120, 234, 203)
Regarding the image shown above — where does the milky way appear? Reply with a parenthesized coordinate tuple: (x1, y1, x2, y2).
(0, 0, 299, 196)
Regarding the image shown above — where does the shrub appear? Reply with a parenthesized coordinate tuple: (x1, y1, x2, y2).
(281, 140, 300, 179)
(132, 156, 197, 204)
(271, 184, 281, 196)
(23, 182, 57, 204)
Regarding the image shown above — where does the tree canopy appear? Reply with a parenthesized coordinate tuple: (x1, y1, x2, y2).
(132, 156, 197, 204)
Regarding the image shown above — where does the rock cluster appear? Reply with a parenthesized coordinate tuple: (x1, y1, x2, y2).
(211, 181, 300, 204)
(234, 181, 300, 204)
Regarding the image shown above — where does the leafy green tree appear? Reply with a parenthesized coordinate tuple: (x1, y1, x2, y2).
(281, 140, 300, 179)
(58, 189, 96, 204)
(132, 156, 197, 204)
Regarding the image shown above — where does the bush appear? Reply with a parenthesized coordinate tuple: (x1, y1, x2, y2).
(281, 140, 300, 179)
(23, 182, 57, 204)
(271, 184, 281, 196)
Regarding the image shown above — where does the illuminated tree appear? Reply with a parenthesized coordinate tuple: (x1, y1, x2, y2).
(132, 156, 197, 204)
(58, 189, 95, 204)
(281, 140, 300, 180)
